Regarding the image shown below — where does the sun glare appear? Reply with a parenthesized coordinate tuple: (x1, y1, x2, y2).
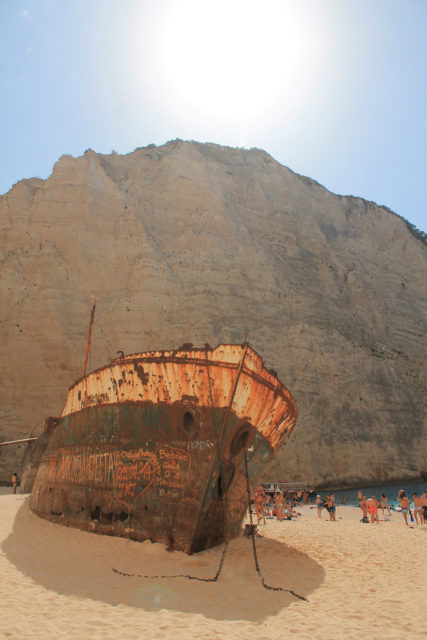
(141, 0, 327, 129)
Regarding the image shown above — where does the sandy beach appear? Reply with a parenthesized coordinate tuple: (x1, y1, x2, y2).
(1, 489, 426, 640)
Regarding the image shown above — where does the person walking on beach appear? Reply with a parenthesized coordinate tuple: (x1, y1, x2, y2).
(316, 494, 322, 518)
(397, 490, 410, 526)
(254, 485, 267, 525)
(11, 472, 18, 494)
(412, 493, 424, 525)
(380, 493, 391, 519)
(327, 494, 336, 521)
(274, 490, 285, 521)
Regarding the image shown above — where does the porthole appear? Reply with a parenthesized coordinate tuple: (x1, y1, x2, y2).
(183, 411, 195, 432)
(230, 425, 251, 456)
(180, 407, 199, 438)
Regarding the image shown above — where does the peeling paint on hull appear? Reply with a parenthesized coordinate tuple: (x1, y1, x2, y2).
(28, 344, 297, 553)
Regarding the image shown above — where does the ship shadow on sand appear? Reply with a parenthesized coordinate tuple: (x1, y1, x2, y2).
(3, 499, 324, 621)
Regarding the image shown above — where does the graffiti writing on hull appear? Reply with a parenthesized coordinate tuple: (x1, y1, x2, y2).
(157, 445, 191, 498)
(36, 442, 191, 510)
(172, 439, 215, 452)
(112, 449, 158, 510)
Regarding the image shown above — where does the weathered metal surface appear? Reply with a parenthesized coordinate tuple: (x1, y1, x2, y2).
(28, 343, 297, 553)
(19, 418, 58, 493)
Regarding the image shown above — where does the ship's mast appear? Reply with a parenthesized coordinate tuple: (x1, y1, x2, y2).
(82, 302, 96, 377)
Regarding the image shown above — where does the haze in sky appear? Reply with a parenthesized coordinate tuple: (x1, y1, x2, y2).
(1, 0, 426, 232)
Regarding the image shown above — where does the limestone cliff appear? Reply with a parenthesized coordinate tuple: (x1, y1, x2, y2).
(1, 141, 426, 488)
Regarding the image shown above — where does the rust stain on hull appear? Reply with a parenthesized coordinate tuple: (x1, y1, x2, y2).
(27, 343, 297, 554)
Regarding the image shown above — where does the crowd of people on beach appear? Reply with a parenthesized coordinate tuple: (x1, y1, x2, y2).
(315, 493, 337, 520)
(251, 484, 427, 528)
(356, 489, 427, 526)
(253, 485, 303, 524)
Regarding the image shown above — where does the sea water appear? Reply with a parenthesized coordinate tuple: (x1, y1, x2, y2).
(315, 481, 426, 508)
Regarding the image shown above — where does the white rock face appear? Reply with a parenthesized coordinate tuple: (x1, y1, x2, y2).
(1, 141, 426, 487)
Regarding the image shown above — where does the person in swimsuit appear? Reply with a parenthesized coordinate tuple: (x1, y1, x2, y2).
(421, 492, 427, 524)
(360, 496, 368, 519)
(412, 493, 424, 525)
(327, 494, 336, 521)
(283, 499, 293, 519)
(254, 485, 267, 525)
(11, 472, 18, 494)
(367, 496, 379, 523)
(274, 490, 285, 521)
(315, 494, 322, 518)
(380, 493, 391, 518)
(397, 490, 410, 526)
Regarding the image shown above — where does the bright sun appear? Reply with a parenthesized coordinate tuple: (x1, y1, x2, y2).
(142, 0, 327, 128)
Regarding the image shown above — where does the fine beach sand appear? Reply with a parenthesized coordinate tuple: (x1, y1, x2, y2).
(1, 490, 426, 640)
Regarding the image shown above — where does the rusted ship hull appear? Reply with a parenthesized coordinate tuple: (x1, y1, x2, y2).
(28, 344, 297, 554)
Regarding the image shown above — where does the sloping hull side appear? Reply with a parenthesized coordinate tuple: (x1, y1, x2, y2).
(20, 418, 58, 493)
(29, 401, 273, 553)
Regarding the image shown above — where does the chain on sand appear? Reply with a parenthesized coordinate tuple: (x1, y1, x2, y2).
(112, 453, 307, 601)
(243, 451, 308, 602)
(112, 540, 228, 582)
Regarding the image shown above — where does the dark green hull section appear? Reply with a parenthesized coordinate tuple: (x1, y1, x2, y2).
(29, 401, 273, 553)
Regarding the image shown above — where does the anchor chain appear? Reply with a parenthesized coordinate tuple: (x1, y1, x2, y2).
(112, 539, 228, 582)
(243, 450, 308, 602)
(112, 345, 307, 600)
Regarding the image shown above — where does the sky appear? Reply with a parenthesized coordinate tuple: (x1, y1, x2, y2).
(0, 0, 426, 232)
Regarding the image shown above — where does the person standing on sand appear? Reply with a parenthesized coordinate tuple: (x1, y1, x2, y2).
(367, 496, 379, 523)
(327, 494, 336, 521)
(360, 496, 369, 520)
(254, 485, 267, 525)
(420, 492, 427, 524)
(412, 493, 423, 525)
(380, 493, 391, 519)
(316, 494, 322, 518)
(274, 490, 285, 521)
(397, 490, 410, 526)
(11, 472, 17, 494)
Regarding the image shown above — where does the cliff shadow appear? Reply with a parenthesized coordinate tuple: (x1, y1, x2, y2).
(2, 499, 324, 621)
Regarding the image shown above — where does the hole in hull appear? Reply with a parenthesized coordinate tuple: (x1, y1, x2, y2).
(116, 511, 128, 522)
(230, 425, 251, 457)
(183, 411, 194, 430)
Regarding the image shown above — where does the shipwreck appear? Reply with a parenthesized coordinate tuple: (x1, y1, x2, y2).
(17, 309, 297, 554)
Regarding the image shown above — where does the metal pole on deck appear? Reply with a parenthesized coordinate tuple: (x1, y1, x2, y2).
(82, 302, 96, 377)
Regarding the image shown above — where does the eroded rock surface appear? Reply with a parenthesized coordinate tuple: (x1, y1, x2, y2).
(1, 141, 426, 487)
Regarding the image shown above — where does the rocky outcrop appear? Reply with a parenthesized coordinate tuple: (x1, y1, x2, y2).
(1, 141, 426, 487)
